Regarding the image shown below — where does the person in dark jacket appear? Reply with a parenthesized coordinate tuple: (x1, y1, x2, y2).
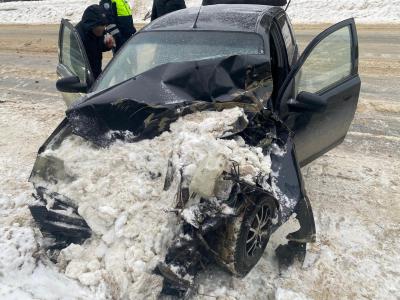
(151, 0, 186, 21)
(100, 0, 136, 52)
(75, 5, 114, 80)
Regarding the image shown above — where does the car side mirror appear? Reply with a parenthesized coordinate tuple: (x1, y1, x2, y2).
(288, 91, 327, 113)
(56, 76, 88, 94)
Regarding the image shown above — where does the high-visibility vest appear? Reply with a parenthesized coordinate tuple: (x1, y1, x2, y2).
(111, 0, 132, 17)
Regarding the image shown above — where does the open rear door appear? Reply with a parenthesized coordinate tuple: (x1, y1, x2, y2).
(276, 19, 360, 166)
(57, 19, 94, 107)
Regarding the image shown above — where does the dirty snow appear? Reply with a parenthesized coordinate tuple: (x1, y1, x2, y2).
(34, 107, 272, 298)
(0, 187, 94, 300)
(0, 0, 399, 24)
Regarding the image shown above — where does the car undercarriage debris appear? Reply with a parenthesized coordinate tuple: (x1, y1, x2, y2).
(156, 141, 315, 296)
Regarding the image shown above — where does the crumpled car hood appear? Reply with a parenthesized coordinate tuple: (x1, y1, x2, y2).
(67, 55, 272, 146)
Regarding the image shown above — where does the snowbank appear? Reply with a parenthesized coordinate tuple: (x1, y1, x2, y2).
(0, 0, 201, 24)
(0, 0, 398, 24)
(287, 0, 400, 24)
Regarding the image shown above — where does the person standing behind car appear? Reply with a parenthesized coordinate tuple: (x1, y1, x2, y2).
(151, 0, 186, 21)
(100, 0, 136, 52)
(76, 5, 115, 80)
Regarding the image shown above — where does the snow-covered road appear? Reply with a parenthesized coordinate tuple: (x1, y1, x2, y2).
(0, 25, 399, 299)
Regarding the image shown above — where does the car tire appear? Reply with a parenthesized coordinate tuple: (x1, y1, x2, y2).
(216, 195, 276, 277)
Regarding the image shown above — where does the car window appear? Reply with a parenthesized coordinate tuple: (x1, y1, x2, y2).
(94, 31, 265, 92)
(60, 24, 87, 83)
(295, 26, 352, 94)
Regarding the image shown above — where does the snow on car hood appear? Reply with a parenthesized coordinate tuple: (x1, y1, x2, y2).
(35, 107, 273, 298)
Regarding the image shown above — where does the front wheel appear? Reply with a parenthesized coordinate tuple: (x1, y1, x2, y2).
(216, 196, 276, 276)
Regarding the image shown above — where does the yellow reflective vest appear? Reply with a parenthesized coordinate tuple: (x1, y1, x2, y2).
(111, 0, 132, 17)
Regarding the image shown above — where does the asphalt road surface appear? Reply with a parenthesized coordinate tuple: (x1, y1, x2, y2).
(0, 24, 399, 299)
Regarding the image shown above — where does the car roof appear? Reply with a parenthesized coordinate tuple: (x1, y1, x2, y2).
(143, 4, 281, 33)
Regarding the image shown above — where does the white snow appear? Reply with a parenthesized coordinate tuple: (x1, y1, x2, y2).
(33, 107, 272, 298)
(0, 0, 399, 24)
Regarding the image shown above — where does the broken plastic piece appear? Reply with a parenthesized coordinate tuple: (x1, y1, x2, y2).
(275, 241, 307, 268)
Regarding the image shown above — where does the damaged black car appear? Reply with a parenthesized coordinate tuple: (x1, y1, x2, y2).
(29, 0, 361, 296)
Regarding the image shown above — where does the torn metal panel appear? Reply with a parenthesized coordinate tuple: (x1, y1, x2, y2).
(29, 187, 91, 248)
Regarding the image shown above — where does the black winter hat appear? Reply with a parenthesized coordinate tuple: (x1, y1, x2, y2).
(81, 4, 109, 33)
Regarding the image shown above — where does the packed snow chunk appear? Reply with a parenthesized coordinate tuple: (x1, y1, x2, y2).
(189, 151, 228, 198)
(37, 107, 273, 298)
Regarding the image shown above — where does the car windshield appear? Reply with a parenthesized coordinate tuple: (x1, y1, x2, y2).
(93, 31, 265, 92)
